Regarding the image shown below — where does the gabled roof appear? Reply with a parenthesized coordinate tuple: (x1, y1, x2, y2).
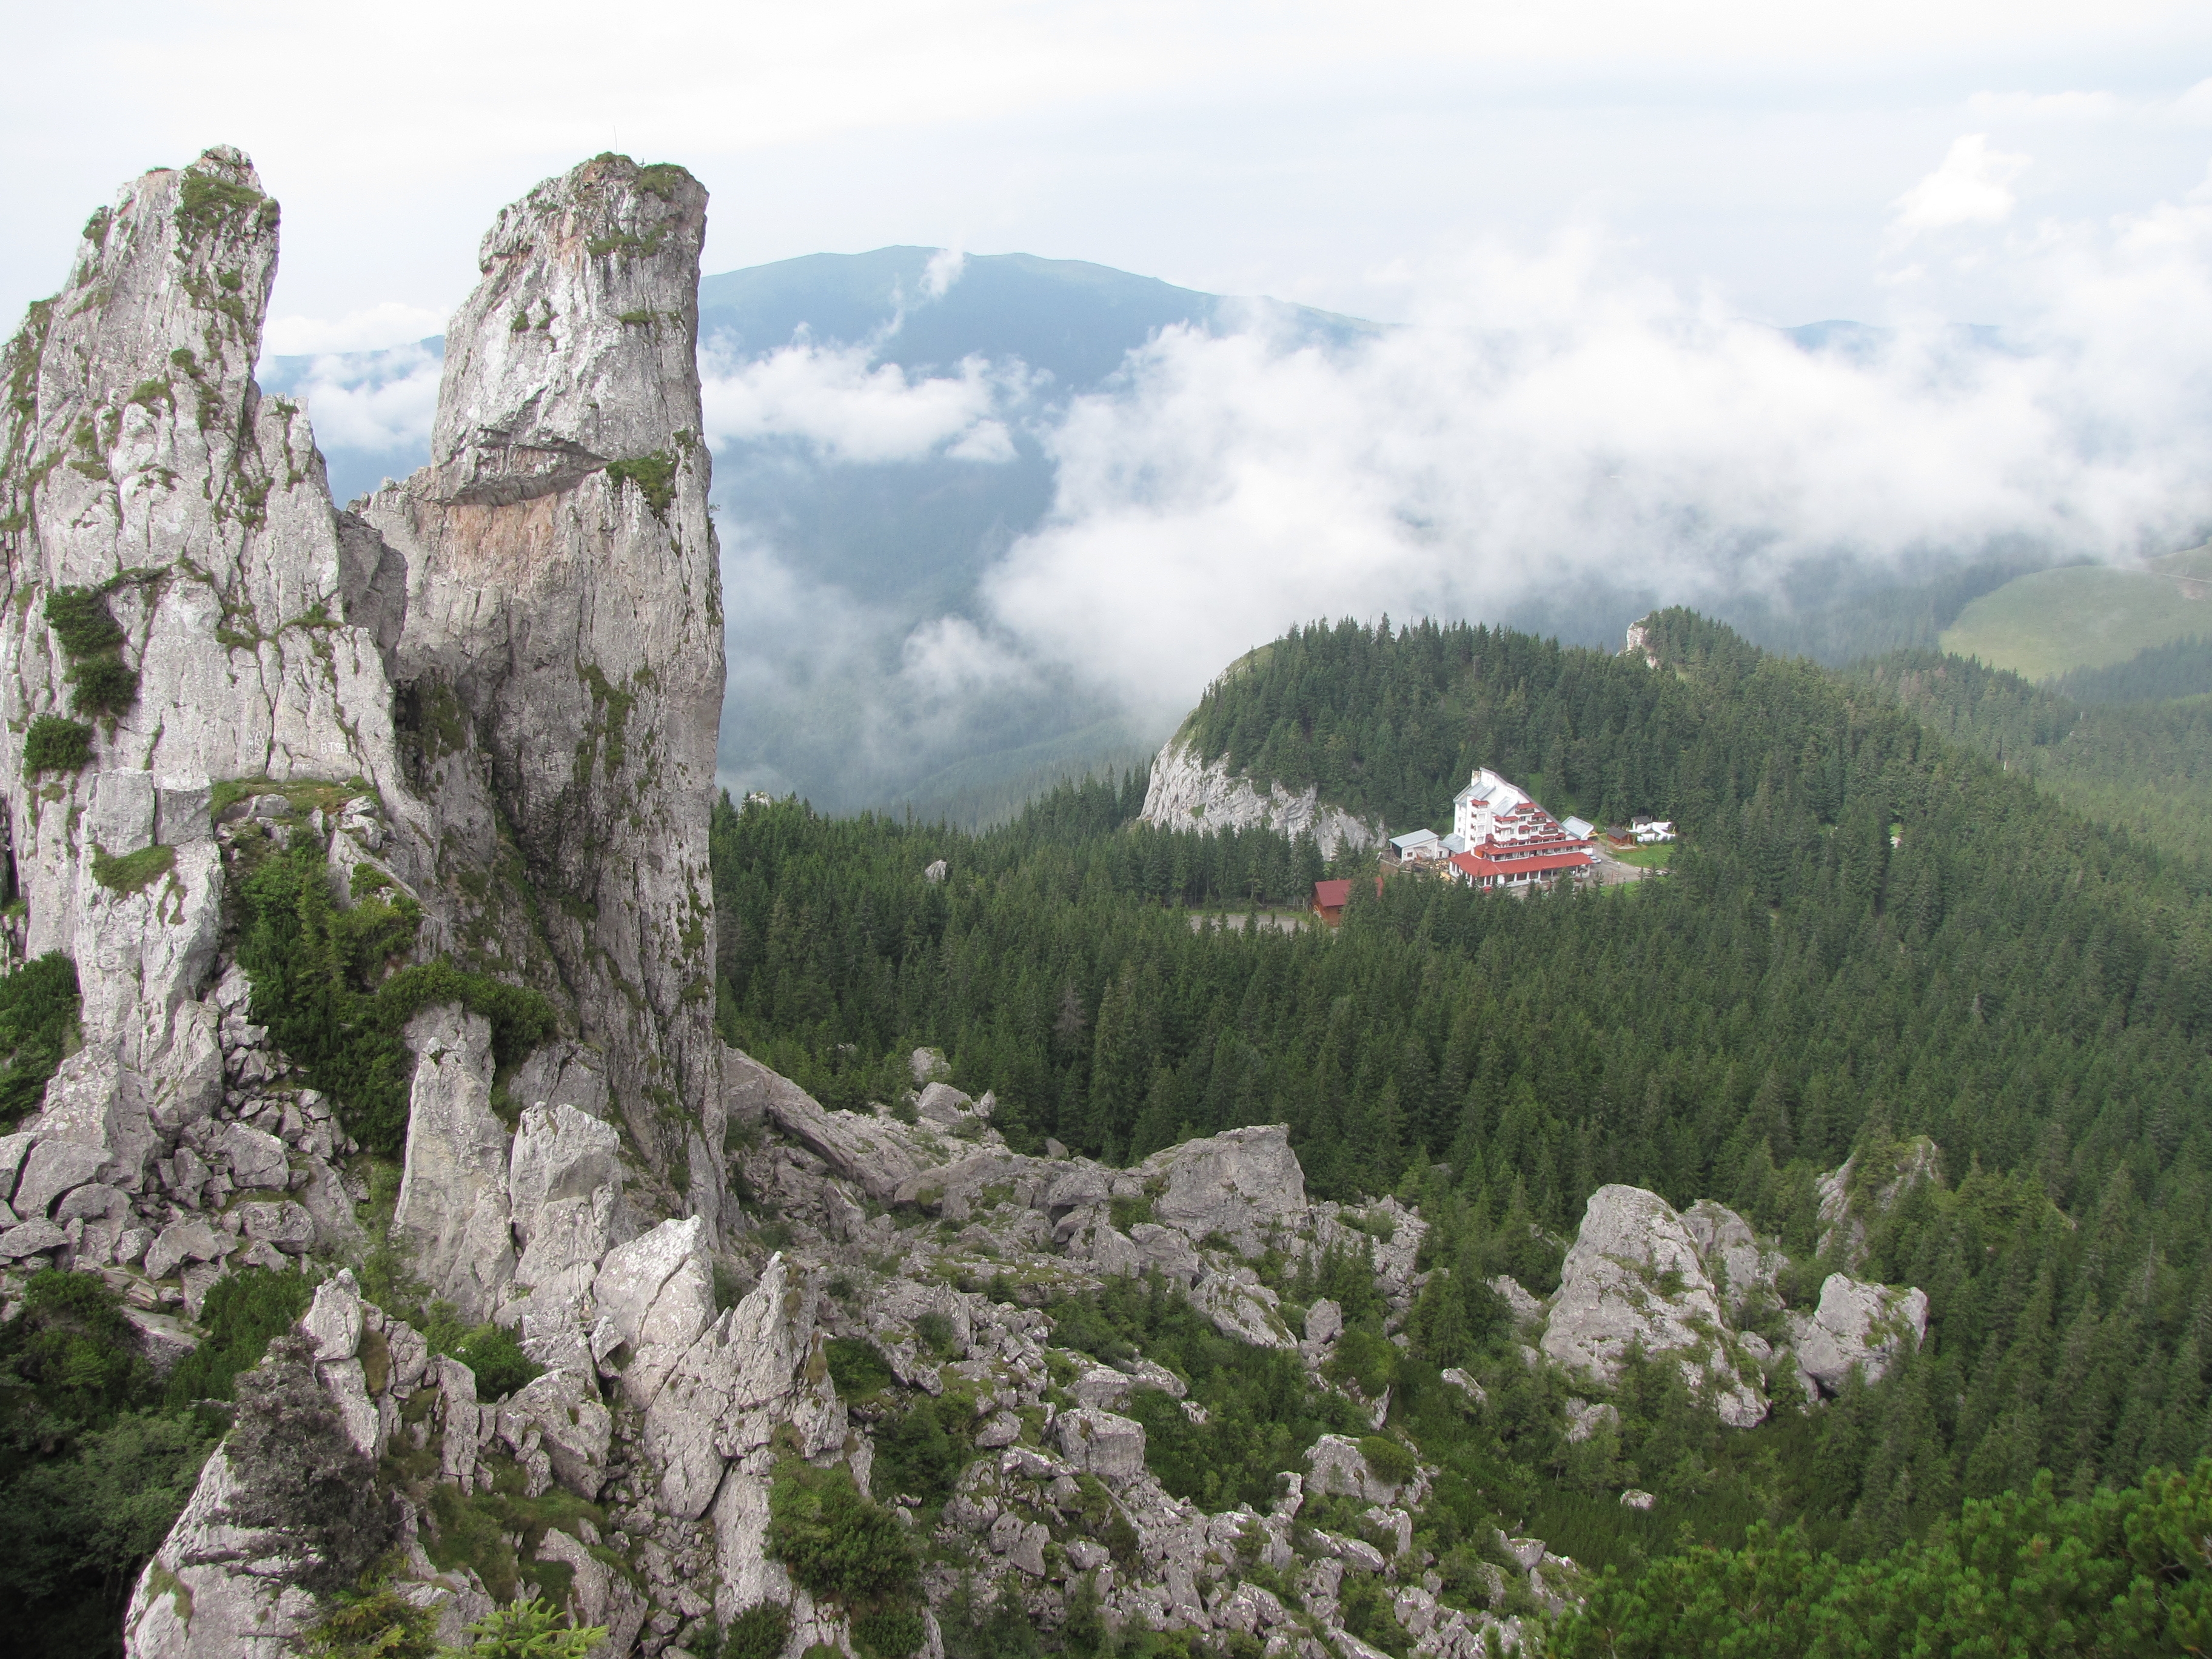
(1453, 767, 1530, 812)
(1313, 876, 1387, 909)
(1390, 829, 1439, 851)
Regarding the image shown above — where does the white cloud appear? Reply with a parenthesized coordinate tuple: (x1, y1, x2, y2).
(262, 302, 446, 357)
(900, 614, 1030, 697)
(286, 342, 442, 453)
(699, 335, 1021, 464)
(1963, 90, 2127, 124)
(1889, 135, 2031, 238)
(977, 193, 2212, 725)
(2177, 77, 2212, 126)
(922, 247, 967, 299)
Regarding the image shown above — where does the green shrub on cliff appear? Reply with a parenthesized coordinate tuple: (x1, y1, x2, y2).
(22, 714, 92, 774)
(0, 951, 79, 1127)
(235, 834, 555, 1154)
(765, 1460, 917, 1603)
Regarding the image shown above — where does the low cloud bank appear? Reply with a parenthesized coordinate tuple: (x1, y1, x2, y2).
(977, 169, 2212, 727)
(699, 335, 1021, 464)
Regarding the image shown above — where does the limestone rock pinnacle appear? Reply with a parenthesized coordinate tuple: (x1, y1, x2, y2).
(0, 146, 418, 1195)
(362, 155, 728, 1195)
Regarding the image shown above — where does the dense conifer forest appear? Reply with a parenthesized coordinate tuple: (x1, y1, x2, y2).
(1854, 646, 2212, 864)
(712, 610, 2212, 1634)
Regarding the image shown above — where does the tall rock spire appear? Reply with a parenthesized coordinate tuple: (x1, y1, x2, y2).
(0, 146, 415, 1187)
(362, 155, 728, 1210)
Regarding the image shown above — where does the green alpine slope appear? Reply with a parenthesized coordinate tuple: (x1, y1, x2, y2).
(1939, 551, 2212, 682)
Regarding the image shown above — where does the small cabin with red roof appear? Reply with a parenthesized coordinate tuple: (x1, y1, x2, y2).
(1312, 876, 1385, 925)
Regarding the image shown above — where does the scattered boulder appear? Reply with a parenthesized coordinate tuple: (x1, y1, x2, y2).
(1488, 1276, 1546, 1329)
(12, 1139, 110, 1218)
(1788, 1273, 1930, 1397)
(146, 1218, 227, 1280)
(1304, 1434, 1408, 1505)
(728, 1048, 936, 1200)
(1129, 1222, 1202, 1285)
(1191, 1269, 1294, 1349)
(1441, 1367, 1487, 1406)
(1564, 1398, 1619, 1444)
(914, 1082, 977, 1127)
(495, 1369, 613, 1499)
(1055, 1408, 1147, 1482)
(124, 1309, 199, 1375)
(0, 1218, 69, 1260)
(216, 1122, 290, 1191)
(1541, 1185, 1767, 1428)
(238, 1201, 316, 1254)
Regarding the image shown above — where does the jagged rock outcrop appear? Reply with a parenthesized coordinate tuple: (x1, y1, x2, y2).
(392, 1005, 513, 1322)
(504, 1101, 626, 1323)
(1541, 1185, 1769, 1427)
(126, 1149, 845, 1657)
(0, 144, 758, 1658)
(1535, 1184, 1934, 1429)
(122, 1273, 483, 1659)
(1139, 737, 1378, 857)
(1816, 1137, 1941, 1268)
(0, 144, 740, 1313)
(1788, 1272, 1929, 1397)
(1680, 1198, 1785, 1319)
(361, 154, 726, 1198)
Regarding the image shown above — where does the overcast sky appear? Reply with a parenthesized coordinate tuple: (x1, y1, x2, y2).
(6, 1, 2211, 350)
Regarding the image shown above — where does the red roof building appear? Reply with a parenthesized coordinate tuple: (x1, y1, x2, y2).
(1441, 766, 1600, 892)
(1312, 876, 1386, 925)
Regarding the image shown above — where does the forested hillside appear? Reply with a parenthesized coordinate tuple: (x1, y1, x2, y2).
(714, 609, 2212, 1581)
(1854, 648, 2212, 864)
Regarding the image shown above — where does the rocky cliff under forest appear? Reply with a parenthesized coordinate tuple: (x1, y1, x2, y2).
(0, 149, 1937, 1658)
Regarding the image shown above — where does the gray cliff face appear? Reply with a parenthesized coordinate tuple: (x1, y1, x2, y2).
(1139, 736, 1378, 857)
(361, 155, 726, 1190)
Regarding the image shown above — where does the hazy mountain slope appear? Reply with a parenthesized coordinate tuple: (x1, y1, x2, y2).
(1855, 647, 2212, 865)
(695, 246, 1346, 380)
(2048, 633, 2212, 703)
